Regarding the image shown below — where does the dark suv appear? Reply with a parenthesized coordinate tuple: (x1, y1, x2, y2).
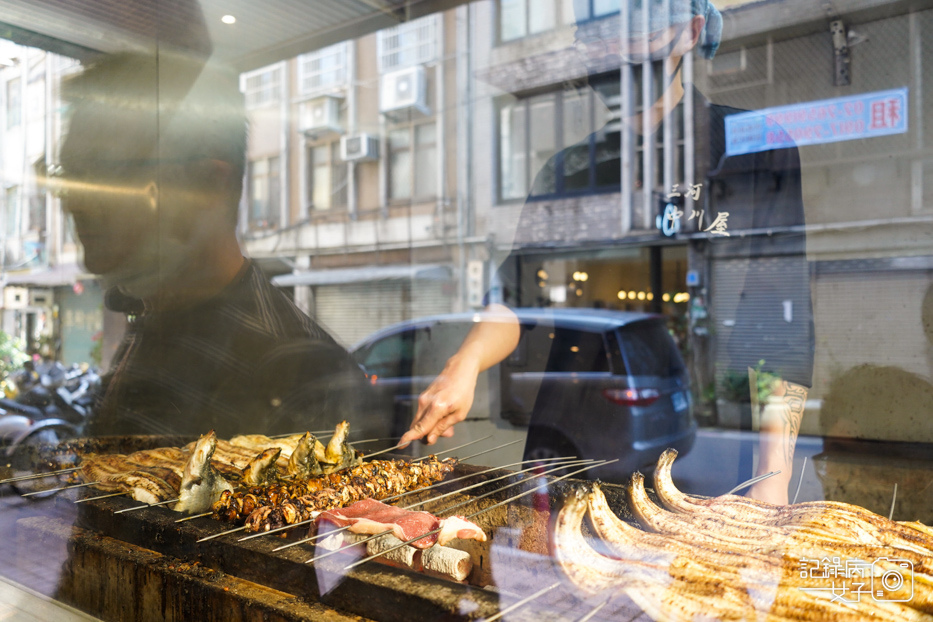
(350, 308, 695, 479)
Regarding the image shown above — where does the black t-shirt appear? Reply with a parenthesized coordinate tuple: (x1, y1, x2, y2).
(89, 260, 371, 438)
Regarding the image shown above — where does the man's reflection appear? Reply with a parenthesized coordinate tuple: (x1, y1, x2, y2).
(55, 52, 368, 438)
(404, 0, 814, 504)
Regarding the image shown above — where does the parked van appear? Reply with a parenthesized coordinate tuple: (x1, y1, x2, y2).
(350, 308, 695, 481)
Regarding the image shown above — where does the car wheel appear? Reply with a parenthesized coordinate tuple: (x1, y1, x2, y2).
(523, 429, 580, 477)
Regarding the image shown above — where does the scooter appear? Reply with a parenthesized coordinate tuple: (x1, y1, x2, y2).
(1, 362, 100, 497)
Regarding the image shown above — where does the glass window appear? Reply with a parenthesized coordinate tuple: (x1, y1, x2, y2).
(6, 77, 21, 128)
(544, 328, 609, 373)
(361, 330, 415, 378)
(618, 320, 686, 377)
(377, 15, 439, 72)
(388, 128, 412, 200)
(498, 0, 573, 42)
(413, 123, 437, 198)
(388, 122, 436, 201)
(298, 43, 348, 95)
(4, 186, 20, 236)
(248, 156, 280, 229)
(499, 80, 622, 199)
(242, 65, 282, 108)
(309, 142, 347, 211)
(528, 0, 556, 35)
(8, 2, 933, 617)
(500, 102, 528, 199)
(499, 0, 527, 42)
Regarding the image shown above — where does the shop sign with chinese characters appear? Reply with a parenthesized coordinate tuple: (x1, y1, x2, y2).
(658, 183, 729, 237)
(725, 88, 908, 156)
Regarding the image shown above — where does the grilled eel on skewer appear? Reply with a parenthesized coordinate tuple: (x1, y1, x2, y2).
(174, 431, 234, 514)
(80, 456, 178, 505)
(653, 449, 933, 557)
(628, 471, 933, 610)
(551, 488, 812, 622)
(212, 456, 456, 531)
(585, 484, 928, 621)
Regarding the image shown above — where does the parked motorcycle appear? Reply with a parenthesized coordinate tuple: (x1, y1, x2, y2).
(1, 361, 100, 498)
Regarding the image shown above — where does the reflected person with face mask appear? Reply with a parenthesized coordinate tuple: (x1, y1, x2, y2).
(55, 52, 370, 438)
(403, 0, 813, 504)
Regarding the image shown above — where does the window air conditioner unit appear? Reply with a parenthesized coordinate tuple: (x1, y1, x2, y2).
(298, 95, 343, 136)
(340, 134, 379, 162)
(29, 289, 52, 307)
(380, 66, 429, 115)
(4, 287, 28, 309)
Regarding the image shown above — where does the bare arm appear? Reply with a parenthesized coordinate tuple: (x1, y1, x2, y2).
(746, 379, 808, 504)
(400, 304, 520, 446)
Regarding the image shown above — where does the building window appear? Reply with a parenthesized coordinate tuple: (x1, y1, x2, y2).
(499, 78, 620, 200)
(6, 77, 21, 128)
(497, 0, 617, 42)
(241, 65, 282, 109)
(308, 142, 347, 211)
(388, 122, 437, 201)
(4, 187, 20, 237)
(298, 43, 349, 96)
(248, 157, 280, 230)
(499, 71, 685, 201)
(377, 15, 439, 73)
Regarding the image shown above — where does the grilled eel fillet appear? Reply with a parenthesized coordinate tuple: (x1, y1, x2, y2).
(654, 449, 933, 557)
(80, 455, 178, 504)
(585, 484, 928, 622)
(551, 488, 815, 622)
(628, 472, 933, 612)
(216, 456, 457, 532)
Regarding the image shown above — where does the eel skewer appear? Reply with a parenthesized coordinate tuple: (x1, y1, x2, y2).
(336, 460, 615, 570)
(306, 458, 594, 563)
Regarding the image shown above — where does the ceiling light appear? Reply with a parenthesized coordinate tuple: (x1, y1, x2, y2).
(221, 14, 237, 24)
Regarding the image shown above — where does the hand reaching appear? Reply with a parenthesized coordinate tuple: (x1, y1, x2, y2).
(400, 356, 480, 446)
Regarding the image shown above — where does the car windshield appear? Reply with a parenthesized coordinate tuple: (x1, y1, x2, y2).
(617, 320, 686, 377)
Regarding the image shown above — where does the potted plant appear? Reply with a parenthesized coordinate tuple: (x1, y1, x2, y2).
(716, 359, 779, 429)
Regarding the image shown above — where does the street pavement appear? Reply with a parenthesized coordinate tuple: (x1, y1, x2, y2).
(670, 428, 825, 501)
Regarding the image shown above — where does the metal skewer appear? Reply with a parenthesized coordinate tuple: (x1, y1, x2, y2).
(405, 435, 495, 461)
(349, 437, 401, 446)
(75, 491, 131, 503)
(197, 525, 247, 542)
(727, 470, 781, 495)
(0, 466, 81, 484)
(481, 581, 562, 622)
(791, 456, 808, 505)
(114, 497, 179, 513)
(310, 458, 599, 566)
(176, 511, 213, 522)
(20, 480, 101, 497)
(576, 598, 611, 622)
(264, 455, 577, 549)
(888, 483, 898, 521)
(339, 459, 616, 570)
(268, 429, 335, 439)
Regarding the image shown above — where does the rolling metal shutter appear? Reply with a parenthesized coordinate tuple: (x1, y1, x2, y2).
(314, 279, 454, 348)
